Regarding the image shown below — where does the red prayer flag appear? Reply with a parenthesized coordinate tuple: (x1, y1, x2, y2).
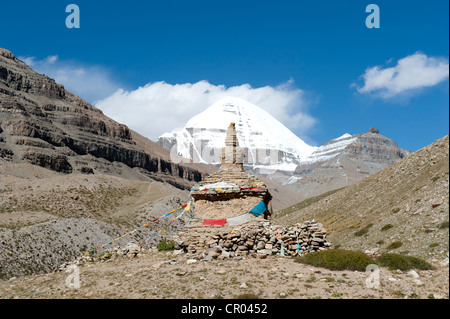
(203, 219, 227, 226)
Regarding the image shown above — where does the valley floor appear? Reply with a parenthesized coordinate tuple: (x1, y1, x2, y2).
(0, 249, 448, 300)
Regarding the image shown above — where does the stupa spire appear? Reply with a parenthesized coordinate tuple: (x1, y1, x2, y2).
(221, 122, 244, 169)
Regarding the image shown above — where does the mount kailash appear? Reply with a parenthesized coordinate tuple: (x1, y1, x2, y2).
(158, 97, 410, 198)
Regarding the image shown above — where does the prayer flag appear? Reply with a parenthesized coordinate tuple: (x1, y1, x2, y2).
(249, 201, 266, 217)
(203, 219, 227, 226)
(227, 213, 252, 225)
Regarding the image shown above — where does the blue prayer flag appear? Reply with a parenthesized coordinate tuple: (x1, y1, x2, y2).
(249, 201, 266, 217)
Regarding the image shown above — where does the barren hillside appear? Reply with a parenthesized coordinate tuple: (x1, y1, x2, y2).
(0, 162, 190, 279)
(275, 135, 449, 262)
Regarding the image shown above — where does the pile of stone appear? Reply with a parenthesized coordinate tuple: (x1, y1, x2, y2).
(174, 220, 331, 260)
(56, 242, 142, 272)
(56, 220, 331, 271)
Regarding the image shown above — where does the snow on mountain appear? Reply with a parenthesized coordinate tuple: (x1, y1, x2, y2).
(157, 96, 410, 193)
(157, 96, 317, 171)
(287, 129, 412, 199)
(301, 133, 357, 164)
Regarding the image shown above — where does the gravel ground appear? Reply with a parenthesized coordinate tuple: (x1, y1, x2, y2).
(0, 249, 448, 300)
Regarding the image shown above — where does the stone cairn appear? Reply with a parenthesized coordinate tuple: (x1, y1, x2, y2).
(56, 242, 142, 271)
(175, 122, 331, 259)
(190, 122, 272, 222)
(57, 218, 331, 272)
(57, 123, 331, 270)
(173, 219, 331, 260)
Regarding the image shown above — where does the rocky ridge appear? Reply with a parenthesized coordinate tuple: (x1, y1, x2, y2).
(0, 47, 213, 190)
(285, 128, 411, 199)
(275, 135, 449, 262)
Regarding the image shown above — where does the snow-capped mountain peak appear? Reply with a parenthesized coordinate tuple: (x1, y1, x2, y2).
(301, 132, 357, 164)
(157, 96, 317, 171)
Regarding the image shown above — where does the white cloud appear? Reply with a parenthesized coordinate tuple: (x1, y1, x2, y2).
(354, 52, 449, 98)
(17, 54, 122, 103)
(17, 54, 316, 142)
(44, 55, 58, 64)
(95, 79, 316, 141)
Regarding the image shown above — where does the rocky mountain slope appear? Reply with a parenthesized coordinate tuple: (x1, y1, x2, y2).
(0, 46, 213, 279)
(0, 161, 192, 279)
(0, 47, 214, 190)
(275, 135, 449, 262)
(286, 128, 411, 199)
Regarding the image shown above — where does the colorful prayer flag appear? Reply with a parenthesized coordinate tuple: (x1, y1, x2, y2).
(203, 219, 227, 226)
(249, 201, 266, 217)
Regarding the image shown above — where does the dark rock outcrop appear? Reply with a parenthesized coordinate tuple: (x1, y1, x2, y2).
(344, 131, 409, 163)
(0, 47, 214, 187)
(288, 130, 410, 200)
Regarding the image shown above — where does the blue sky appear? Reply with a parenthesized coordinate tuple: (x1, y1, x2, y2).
(1, 0, 448, 151)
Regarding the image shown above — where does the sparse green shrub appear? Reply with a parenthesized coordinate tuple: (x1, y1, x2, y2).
(386, 241, 403, 250)
(157, 237, 175, 251)
(354, 228, 368, 237)
(305, 275, 317, 283)
(438, 221, 449, 229)
(431, 176, 440, 182)
(377, 253, 433, 271)
(354, 223, 373, 237)
(392, 208, 401, 214)
(376, 240, 385, 245)
(295, 249, 374, 271)
(381, 224, 394, 231)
